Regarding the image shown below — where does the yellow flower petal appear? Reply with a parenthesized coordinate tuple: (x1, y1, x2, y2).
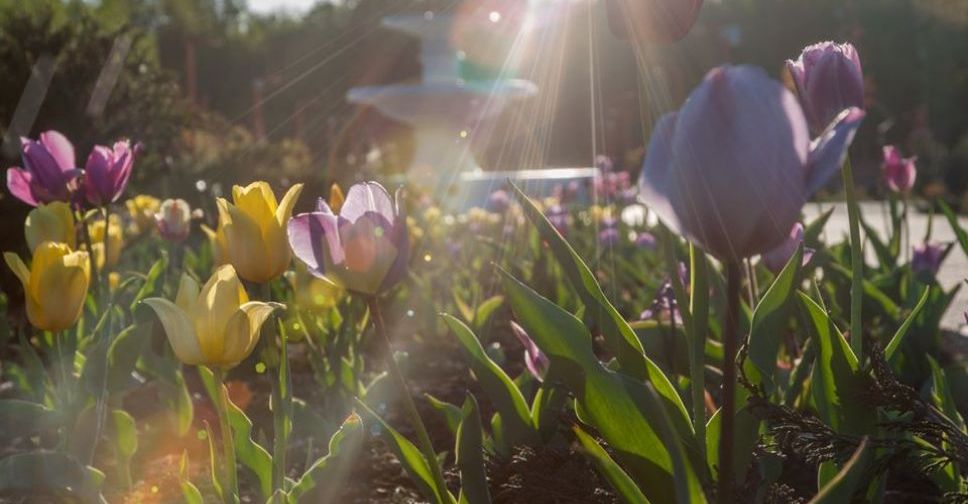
(194, 265, 247, 362)
(143, 298, 204, 365)
(329, 183, 345, 213)
(274, 183, 303, 227)
(3, 252, 30, 290)
(174, 273, 200, 312)
(218, 198, 272, 283)
(233, 181, 277, 226)
(222, 301, 283, 367)
(25, 202, 75, 252)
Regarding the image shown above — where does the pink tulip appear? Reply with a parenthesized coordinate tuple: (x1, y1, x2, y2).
(510, 321, 549, 382)
(7, 130, 81, 206)
(84, 140, 137, 206)
(881, 146, 916, 194)
(760, 223, 815, 273)
(638, 65, 864, 261)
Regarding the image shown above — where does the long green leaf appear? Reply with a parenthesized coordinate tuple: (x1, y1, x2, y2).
(456, 394, 491, 504)
(884, 287, 930, 363)
(288, 413, 365, 503)
(808, 439, 872, 504)
(574, 426, 651, 504)
(0, 451, 103, 503)
(939, 201, 968, 257)
(501, 270, 706, 503)
(748, 245, 803, 393)
(442, 314, 536, 447)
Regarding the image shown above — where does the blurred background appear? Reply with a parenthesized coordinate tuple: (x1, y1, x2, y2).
(0, 0, 966, 206)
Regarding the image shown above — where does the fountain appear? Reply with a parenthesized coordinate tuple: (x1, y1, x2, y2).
(347, 8, 600, 209)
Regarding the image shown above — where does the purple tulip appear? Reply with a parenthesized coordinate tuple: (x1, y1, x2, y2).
(6, 130, 81, 206)
(598, 227, 620, 247)
(288, 182, 409, 295)
(635, 231, 657, 250)
(881, 146, 916, 194)
(486, 189, 511, 213)
(786, 42, 865, 134)
(510, 321, 549, 382)
(760, 223, 815, 273)
(638, 65, 864, 261)
(83, 140, 136, 206)
(911, 242, 946, 277)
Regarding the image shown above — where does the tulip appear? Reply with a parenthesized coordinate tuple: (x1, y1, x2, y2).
(329, 183, 345, 213)
(634, 231, 657, 250)
(24, 202, 76, 252)
(510, 321, 549, 382)
(486, 189, 511, 213)
(911, 242, 946, 277)
(598, 227, 620, 247)
(605, 0, 702, 44)
(202, 223, 230, 267)
(881, 146, 916, 194)
(83, 140, 136, 206)
(760, 223, 815, 274)
(7, 131, 81, 206)
(287, 263, 344, 311)
(126, 195, 161, 235)
(4, 242, 90, 331)
(143, 265, 281, 367)
(638, 65, 865, 261)
(786, 42, 865, 134)
(216, 182, 303, 283)
(156, 198, 192, 242)
(88, 215, 124, 268)
(288, 182, 409, 296)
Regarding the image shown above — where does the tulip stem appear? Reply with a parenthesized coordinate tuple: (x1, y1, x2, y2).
(261, 282, 290, 502)
(842, 157, 864, 358)
(367, 297, 450, 502)
(101, 206, 111, 288)
(718, 261, 742, 504)
(76, 209, 101, 298)
(213, 368, 239, 503)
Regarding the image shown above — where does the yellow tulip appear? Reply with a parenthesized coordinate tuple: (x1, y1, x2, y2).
(216, 181, 303, 283)
(143, 265, 282, 368)
(87, 214, 124, 268)
(329, 183, 345, 213)
(4, 242, 91, 332)
(125, 195, 161, 235)
(24, 202, 76, 252)
(288, 262, 344, 311)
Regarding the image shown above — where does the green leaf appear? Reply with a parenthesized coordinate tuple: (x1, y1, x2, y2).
(0, 451, 103, 503)
(939, 201, 968, 257)
(442, 314, 536, 446)
(704, 389, 760, 484)
(799, 293, 874, 435)
(200, 366, 273, 499)
(129, 256, 167, 312)
(808, 439, 872, 504)
(426, 394, 463, 437)
(473, 295, 504, 331)
(178, 451, 204, 504)
(110, 409, 138, 485)
(81, 323, 149, 396)
(687, 245, 710, 456)
(884, 287, 930, 364)
(288, 413, 365, 503)
(204, 422, 224, 501)
(574, 425, 651, 504)
(927, 357, 965, 430)
(501, 270, 706, 503)
(456, 394, 491, 504)
(356, 400, 454, 504)
(803, 208, 835, 248)
(0, 399, 62, 439)
(858, 216, 895, 271)
(509, 183, 648, 380)
(748, 245, 803, 393)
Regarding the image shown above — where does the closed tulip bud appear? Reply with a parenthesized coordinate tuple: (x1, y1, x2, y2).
(126, 195, 161, 235)
(288, 182, 409, 296)
(7, 130, 82, 207)
(201, 223, 229, 267)
(84, 140, 137, 206)
(329, 183, 345, 213)
(881, 146, 916, 194)
(108, 271, 121, 293)
(88, 215, 124, 268)
(4, 242, 91, 331)
(605, 0, 703, 44)
(156, 199, 192, 242)
(25, 201, 76, 252)
(289, 262, 345, 310)
(760, 223, 814, 274)
(216, 181, 303, 283)
(786, 42, 865, 134)
(911, 241, 946, 277)
(143, 265, 282, 367)
(638, 65, 864, 261)
(510, 321, 549, 382)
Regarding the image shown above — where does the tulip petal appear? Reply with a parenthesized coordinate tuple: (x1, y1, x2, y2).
(223, 301, 283, 365)
(7, 168, 39, 206)
(175, 273, 200, 312)
(25, 202, 75, 252)
(340, 182, 394, 224)
(805, 107, 865, 195)
(193, 265, 247, 361)
(637, 112, 684, 234)
(288, 211, 343, 276)
(29, 244, 90, 331)
(218, 198, 270, 282)
(234, 182, 277, 224)
(275, 183, 304, 227)
(22, 140, 66, 194)
(143, 298, 205, 365)
(39, 131, 76, 171)
(379, 189, 410, 291)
